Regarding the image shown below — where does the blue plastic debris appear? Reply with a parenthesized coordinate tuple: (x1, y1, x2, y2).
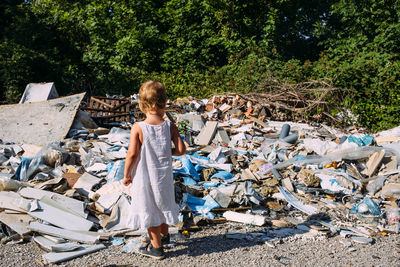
(106, 160, 125, 183)
(347, 134, 374, 147)
(14, 156, 43, 181)
(14, 157, 33, 181)
(350, 197, 380, 216)
(183, 193, 220, 219)
(202, 180, 220, 188)
(183, 177, 197, 185)
(110, 237, 124, 246)
(174, 156, 200, 181)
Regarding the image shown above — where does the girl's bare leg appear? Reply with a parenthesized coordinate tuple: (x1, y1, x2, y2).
(147, 226, 162, 248)
(160, 223, 169, 236)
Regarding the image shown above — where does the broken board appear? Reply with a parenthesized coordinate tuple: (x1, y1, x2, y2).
(0, 93, 85, 145)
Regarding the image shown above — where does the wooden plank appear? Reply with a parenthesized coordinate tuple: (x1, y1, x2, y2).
(248, 116, 269, 128)
(361, 150, 385, 176)
(91, 97, 114, 109)
(81, 107, 129, 114)
(90, 98, 98, 118)
(96, 113, 129, 119)
(111, 100, 129, 111)
(125, 101, 130, 121)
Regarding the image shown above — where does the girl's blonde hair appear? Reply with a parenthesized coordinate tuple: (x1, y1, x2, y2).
(139, 80, 167, 113)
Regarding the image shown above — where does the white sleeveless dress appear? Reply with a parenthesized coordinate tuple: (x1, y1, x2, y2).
(127, 120, 179, 230)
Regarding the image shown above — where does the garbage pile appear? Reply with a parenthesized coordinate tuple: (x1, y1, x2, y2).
(1, 93, 400, 263)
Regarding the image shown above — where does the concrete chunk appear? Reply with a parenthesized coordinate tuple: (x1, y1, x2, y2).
(42, 244, 105, 264)
(28, 199, 93, 231)
(195, 121, 218, 145)
(29, 222, 101, 244)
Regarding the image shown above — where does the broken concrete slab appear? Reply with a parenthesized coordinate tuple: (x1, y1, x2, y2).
(223, 211, 266, 226)
(0, 191, 29, 212)
(215, 128, 230, 145)
(19, 82, 59, 104)
(195, 121, 218, 145)
(0, 93, 85, 145)
(73, 172, 103, 199)
(28, 198, 93, 231)
(33, 235, 80, 252)
(19, 187, 87, 218)
(0, 212, 32, 236)
(42, 244, 105, 264)
(28, 221, 101, 244)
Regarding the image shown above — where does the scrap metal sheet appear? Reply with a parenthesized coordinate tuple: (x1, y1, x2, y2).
(0, 93, 85, 145)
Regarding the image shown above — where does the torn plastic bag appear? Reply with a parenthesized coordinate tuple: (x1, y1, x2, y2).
(202, 180, 220, 188)
(210, 171, 234, 181)
(381, 143, 400, 166)
(106, 160, 125, 183)
(350, 197, 380, 216)
(99, 127, 130, 145)
(173, 155, 200, 181)
(183, 193, 220, 218)
(277, 187, 319, 215)
(41, 142, 70, 168)
(208, 147, 228, 164)
(183, 177, 197, 185)
(14, 156, 48, 181)
(81, 150, 111, 169)
(367, 176, 387, 195)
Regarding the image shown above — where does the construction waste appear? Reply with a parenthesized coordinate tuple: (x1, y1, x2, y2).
(0, 93, 399, 264)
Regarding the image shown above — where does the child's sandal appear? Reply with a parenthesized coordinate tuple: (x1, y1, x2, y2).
(137, 243, 165, 260)
(141, 234, 170, 247)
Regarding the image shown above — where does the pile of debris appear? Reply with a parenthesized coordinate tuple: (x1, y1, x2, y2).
(0, 85, 399, 263)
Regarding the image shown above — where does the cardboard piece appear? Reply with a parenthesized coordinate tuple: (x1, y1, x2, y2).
(361, 150, 385, 176)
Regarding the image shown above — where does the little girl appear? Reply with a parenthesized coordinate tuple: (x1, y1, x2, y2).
(122, 81, 186, 260)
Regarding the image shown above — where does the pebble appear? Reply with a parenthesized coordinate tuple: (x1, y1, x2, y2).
(0, 224, 398, 266)
(351, 236, 373, 244)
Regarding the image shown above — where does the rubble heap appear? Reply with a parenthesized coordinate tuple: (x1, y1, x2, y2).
(0, 93, 399, 264)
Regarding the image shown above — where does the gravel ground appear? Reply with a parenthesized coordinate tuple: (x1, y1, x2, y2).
(0, 223, 399, 267)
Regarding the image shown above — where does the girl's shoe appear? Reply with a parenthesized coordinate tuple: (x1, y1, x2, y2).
(161, 234, 170, 245)
(137, 243, 165, 260)
(141, 234, 170, 247)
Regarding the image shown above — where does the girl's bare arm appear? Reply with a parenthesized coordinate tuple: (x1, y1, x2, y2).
(170, 122, 186, 156)
(122, 123, 142, 185)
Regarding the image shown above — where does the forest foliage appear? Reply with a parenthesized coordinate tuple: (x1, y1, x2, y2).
(1, 0, 399, 131)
